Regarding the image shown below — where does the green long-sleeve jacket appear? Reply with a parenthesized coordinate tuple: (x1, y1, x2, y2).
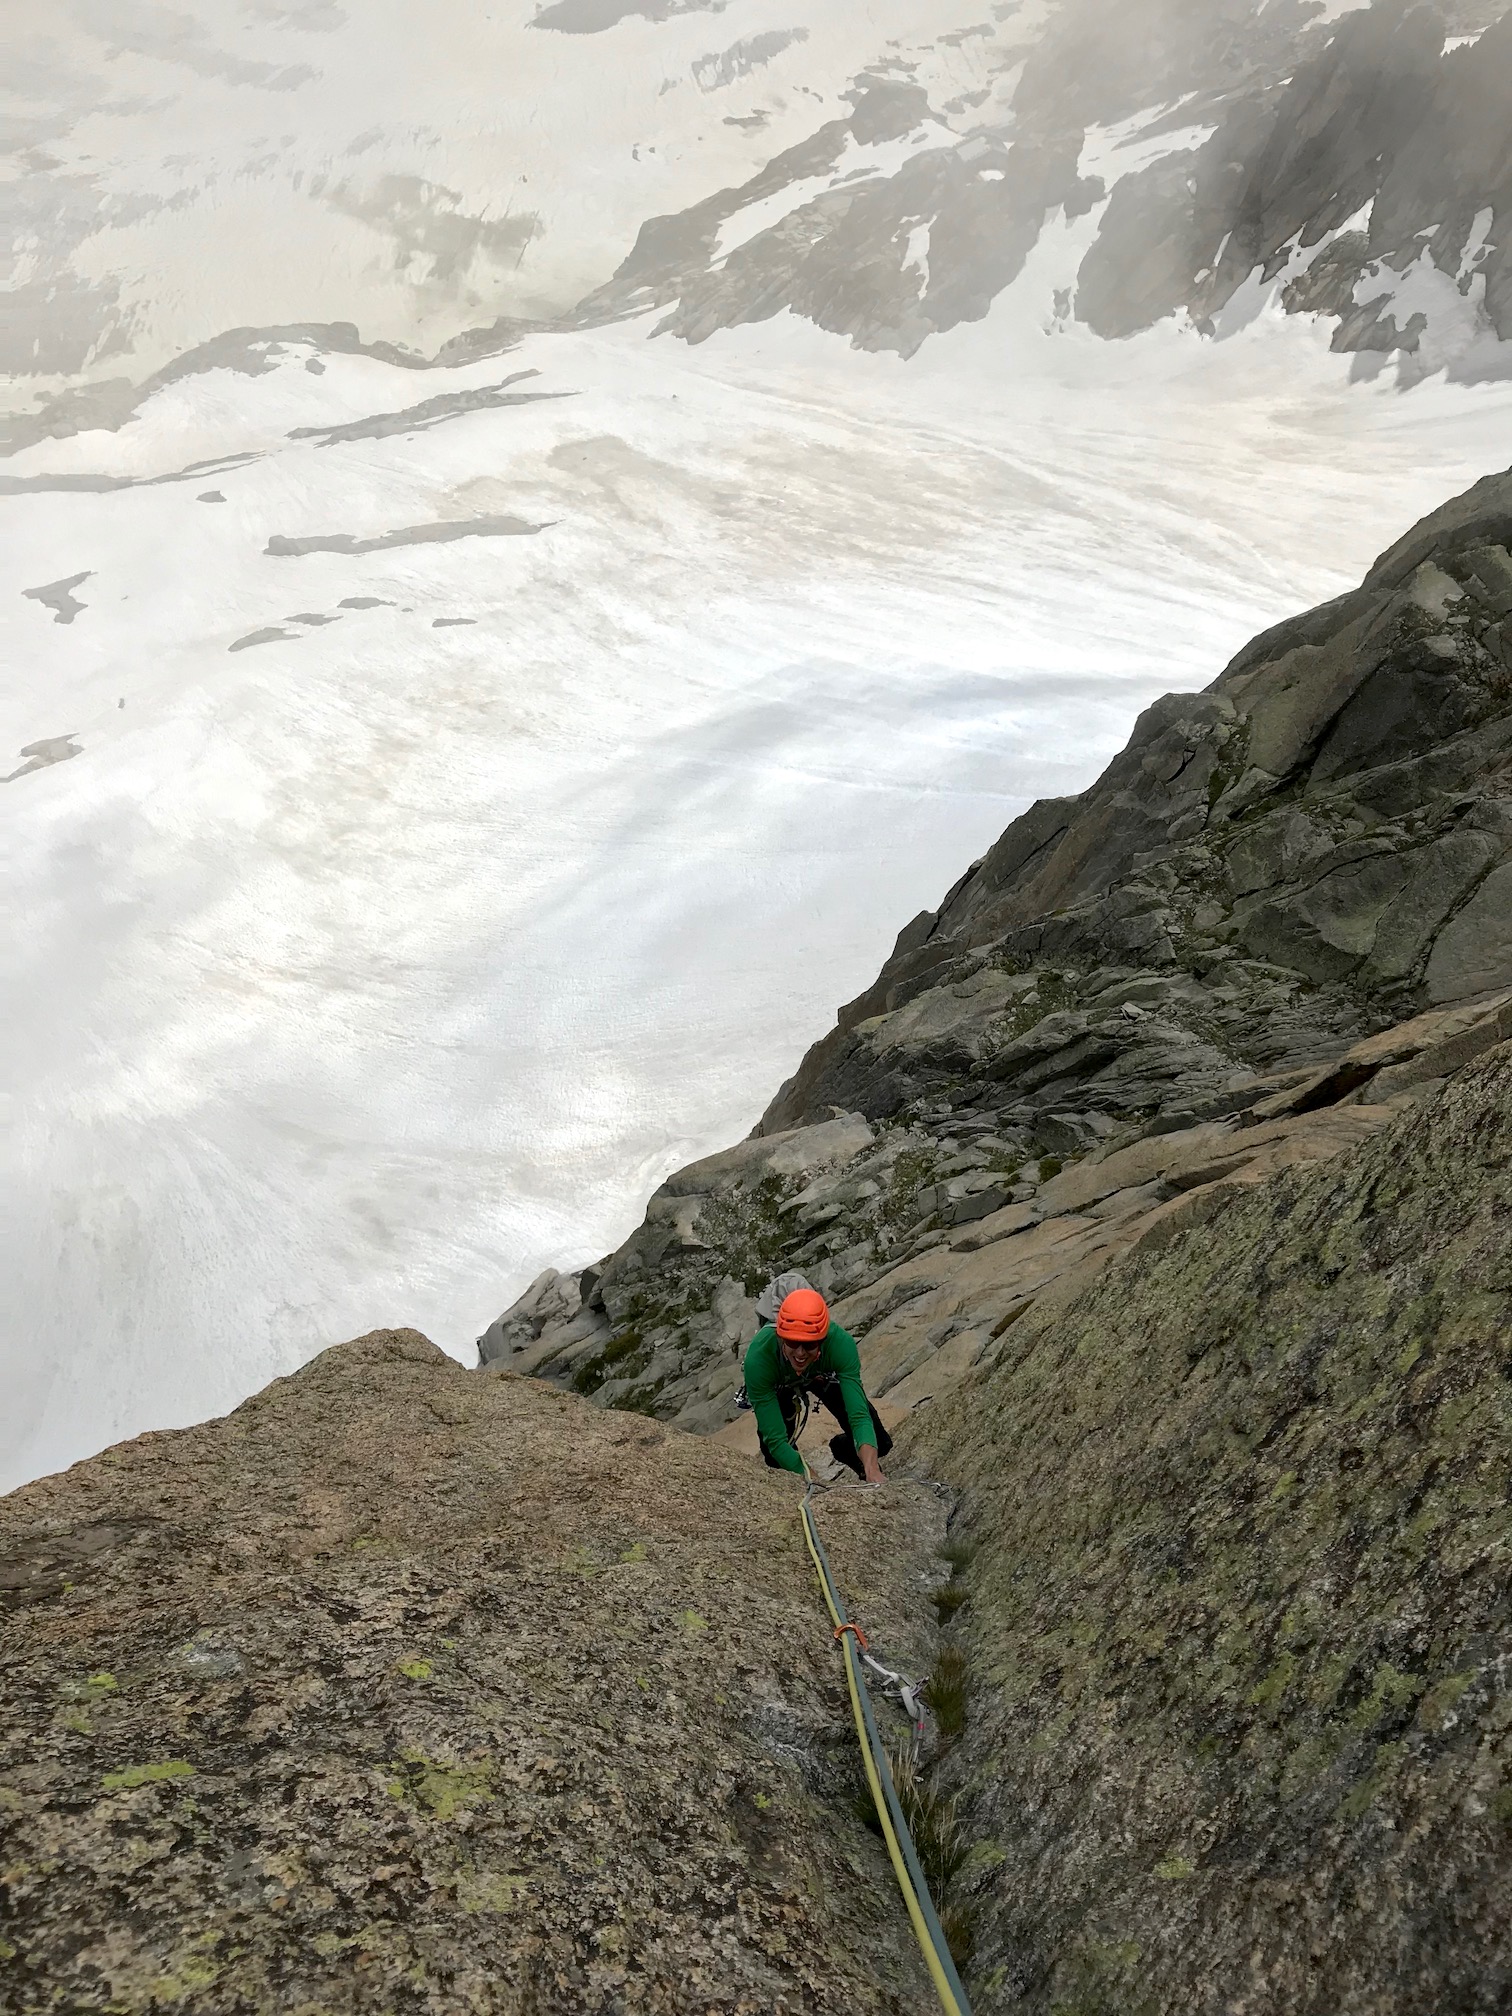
(742, 1322, 876, 1476)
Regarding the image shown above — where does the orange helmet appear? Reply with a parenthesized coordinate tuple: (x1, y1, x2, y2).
(776, 1288, 830, 1343)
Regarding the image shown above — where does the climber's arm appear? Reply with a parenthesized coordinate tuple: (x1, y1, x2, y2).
(743, 1330, 805, 1476)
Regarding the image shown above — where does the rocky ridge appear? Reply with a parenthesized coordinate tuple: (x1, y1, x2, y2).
(484, 464, 1512, 1434)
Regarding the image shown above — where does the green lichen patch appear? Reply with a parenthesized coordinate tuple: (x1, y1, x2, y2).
(61, 1669, 121, 1705)
(1153, 1855, 1195, 1881)
(456, 1868, 530, 1914)
(1418, 1670, 1475, 1731)
(146, 1933, 227, 2005)
(1048, 1937, 1154, 2016)
(385, 1754, 494, 1823)
(101, 1760, 196, 1793)
(1348, 1662, 1425, 1734)
(1248, 1651, 1297, 1716)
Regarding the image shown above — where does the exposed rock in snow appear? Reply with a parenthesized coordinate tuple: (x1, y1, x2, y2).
(21, 572, 93, 624)
(263, 515, 550, 557)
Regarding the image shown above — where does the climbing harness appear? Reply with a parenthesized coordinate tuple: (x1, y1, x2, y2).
(792, 1387, 811, 1443)
(800, 1485, 974, 2016)
(732, 1370, 813, 1426)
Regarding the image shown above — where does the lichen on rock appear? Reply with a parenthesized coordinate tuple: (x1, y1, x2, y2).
(907, 1043, 1512, 2012)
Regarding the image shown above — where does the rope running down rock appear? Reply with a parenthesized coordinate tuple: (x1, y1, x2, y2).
(799, 1486, 973, 2016)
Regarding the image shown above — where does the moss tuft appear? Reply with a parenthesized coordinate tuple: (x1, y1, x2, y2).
(926, 1647, 969, 1743)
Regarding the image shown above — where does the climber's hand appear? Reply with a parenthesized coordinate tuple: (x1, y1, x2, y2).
(860, 1445, 884, 1485)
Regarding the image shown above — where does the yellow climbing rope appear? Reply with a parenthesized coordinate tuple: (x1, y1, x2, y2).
(800, 1495, 973, 2016)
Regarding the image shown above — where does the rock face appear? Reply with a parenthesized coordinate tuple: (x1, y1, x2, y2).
(906, 1039, 1512, 2014)
(481, 470, 1512, 2009)
(0, 1331, 944, 2014)
(485, 465, 1512, 1432)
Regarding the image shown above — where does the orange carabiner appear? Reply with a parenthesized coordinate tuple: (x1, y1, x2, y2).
(833, 1621, 869, 1652)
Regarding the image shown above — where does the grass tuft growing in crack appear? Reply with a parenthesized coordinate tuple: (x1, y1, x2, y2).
(934, 1582, 971, 1623)
(933, 1535, 977, 1624)
(926, 1646, 970, 1743)
(889, 1743, 969, 1894)
(889, 1744, 976, 1971)
(852, 1745, 977, 1971)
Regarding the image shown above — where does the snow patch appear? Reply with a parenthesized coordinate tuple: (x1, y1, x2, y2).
(1459, 207, 1495, 284)
(902, 221, 932, 294)
(1078, 107, 1218, 187)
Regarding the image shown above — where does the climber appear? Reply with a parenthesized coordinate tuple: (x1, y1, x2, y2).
(743, 1287, 891, 1483)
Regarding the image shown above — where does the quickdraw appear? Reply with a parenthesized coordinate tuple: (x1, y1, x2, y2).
(860, 1649, 928, 1737)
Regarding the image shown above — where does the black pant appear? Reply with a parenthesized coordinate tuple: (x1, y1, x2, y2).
(759, 1373, 893, 1478)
